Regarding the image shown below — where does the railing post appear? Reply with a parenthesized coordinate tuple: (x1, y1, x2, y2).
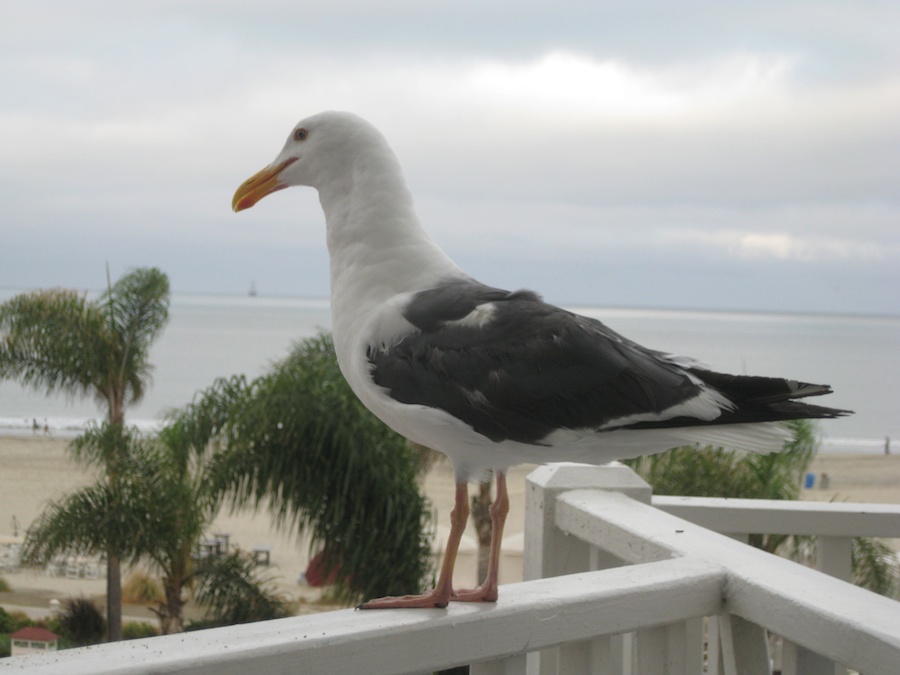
(524, 463, 652, 580)
(524, 463, 652, 675)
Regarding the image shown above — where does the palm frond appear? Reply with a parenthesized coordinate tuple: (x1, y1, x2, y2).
(193, 551, 289, 625)
(100, 267, 170, 407)
(171, 332, 435, 603)
(852, 536, 900, 598)
(0, 288, 106, 398)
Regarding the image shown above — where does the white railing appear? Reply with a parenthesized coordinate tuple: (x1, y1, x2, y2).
(3, 463, 899, 674)
(524, 464, 900, 675)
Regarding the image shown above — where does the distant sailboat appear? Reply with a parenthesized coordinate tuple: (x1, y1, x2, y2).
(248, 281, 258, 297)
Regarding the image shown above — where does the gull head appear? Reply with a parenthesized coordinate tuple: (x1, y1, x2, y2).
(232, 111, 388, 212)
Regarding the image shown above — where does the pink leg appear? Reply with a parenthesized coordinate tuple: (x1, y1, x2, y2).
(454, 471, 509, 603)
(359, 482, 469, 609)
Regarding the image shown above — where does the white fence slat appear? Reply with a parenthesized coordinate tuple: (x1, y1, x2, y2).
(470, 653, 527, 675)
(718, 614, 770, 675)
(637, 626, 672, 675)
(816, 536, 852, 581)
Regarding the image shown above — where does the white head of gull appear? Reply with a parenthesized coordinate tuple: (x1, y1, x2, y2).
(233, 110, 850, 609)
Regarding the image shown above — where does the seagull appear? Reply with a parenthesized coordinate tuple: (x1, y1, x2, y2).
(232, 111, 849, 609)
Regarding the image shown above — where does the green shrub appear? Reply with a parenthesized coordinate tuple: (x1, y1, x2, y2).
(122, 572, 164, 605)
(0, 606, 15, 633)
(58, 597, 106, 646)
(184, 618, 223, 632)
(0, 576, 11, 593)
(4, 609, 32, 632)
(123, 621, 159, 640)
(42, 615, 63, 635)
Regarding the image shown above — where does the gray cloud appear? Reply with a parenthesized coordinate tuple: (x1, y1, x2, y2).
(1, 1, 897, 314)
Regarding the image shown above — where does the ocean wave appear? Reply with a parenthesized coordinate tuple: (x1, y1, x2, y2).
(0, 416, 163, 438)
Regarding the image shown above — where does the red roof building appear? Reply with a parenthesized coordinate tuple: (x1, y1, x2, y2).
(9, 626, 60, 657)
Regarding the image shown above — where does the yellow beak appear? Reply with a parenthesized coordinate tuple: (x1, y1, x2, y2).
(232, 158, 297, 212)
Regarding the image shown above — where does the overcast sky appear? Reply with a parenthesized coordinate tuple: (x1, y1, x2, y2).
(2, 1, 898, 314)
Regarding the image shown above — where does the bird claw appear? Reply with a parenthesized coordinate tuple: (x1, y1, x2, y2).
(451, 584, 498, 603)
(357, 589, 452, 609)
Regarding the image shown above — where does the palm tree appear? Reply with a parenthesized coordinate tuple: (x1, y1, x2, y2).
(22, 422, 286, 634)
(192, 550, 290, 627)
(624, 420, 898, 597)
(170, 333, 435, 604)
(0, 267, 170, 640)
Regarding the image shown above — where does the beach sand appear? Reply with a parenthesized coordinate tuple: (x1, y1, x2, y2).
(1, 434, 898, 620)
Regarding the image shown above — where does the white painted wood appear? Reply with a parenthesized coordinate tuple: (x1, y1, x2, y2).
(781, 638, 799, 675)
(719, 615, 770, 675)
(7, 464, 898, 675)
(527, 647, 557, 675)
(470, 653, 527, 675)
(556, 638, 609, 674)
(718, 615, 738, 675)
(653, 496, 900, 537)
(587, 636, 615, 675)
(555, 488, 900, 675)
(613, 632, 635, 675)
(718, 614, 770, 675)
(635, 625, 667, 675)
(524, 463, 652, 675)
(795, 648, 846, 675)
(663, 499, 864, 675)
(793, 536, 853, 675)
(635, 619, 703, 675)
(707, 617, 723, 675)
(524, 463, 651, 581)
(683, 617, 704, 674)
(4, 557, 723, 675)
(557, 640, 588, 673)
(817, 535, 852, 581)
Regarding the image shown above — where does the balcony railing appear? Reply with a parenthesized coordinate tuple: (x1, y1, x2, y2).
(4, 463, 899, 674)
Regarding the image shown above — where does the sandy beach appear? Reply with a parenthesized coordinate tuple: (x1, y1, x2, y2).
(0, 434, 535, 620)
(1, 434, 898, 621)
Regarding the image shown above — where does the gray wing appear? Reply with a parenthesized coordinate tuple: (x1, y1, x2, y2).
(367, 281, 707, 444)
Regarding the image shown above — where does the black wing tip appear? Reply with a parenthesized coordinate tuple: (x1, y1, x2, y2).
(785, 381, 854, 418)
(770, 400, 853, 420)
(787, 380, 833, 399)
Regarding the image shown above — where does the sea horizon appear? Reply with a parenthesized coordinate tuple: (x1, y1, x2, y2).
(3, 286, 899, 320)
(1, 290, 897, 455)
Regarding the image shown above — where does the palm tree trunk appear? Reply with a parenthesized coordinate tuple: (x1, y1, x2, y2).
(163, 581, 185, 634)
(106, 551, 123, 641)
(105, 402, 125, 642)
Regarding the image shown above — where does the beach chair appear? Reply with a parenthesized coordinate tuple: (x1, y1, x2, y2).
(4, 545, 21, 573)
(83, 559, 99, 579)
(46, 556, 65, 577)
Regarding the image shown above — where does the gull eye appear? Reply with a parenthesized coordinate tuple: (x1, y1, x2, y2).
(294, 128, 308, 142)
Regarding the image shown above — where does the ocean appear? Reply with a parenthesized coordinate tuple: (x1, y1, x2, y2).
(0, 292, 897, 454)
